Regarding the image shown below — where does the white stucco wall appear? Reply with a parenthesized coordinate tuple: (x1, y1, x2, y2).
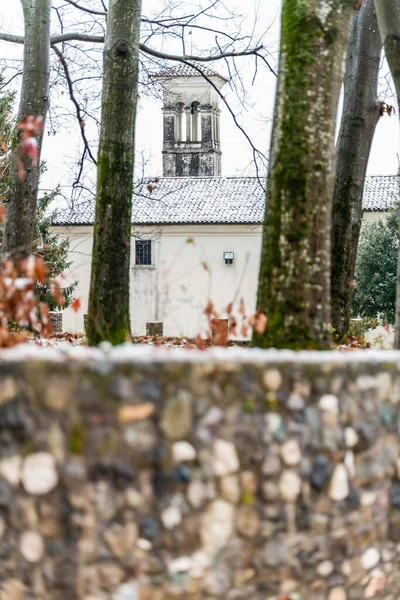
(362, 211, 387, 223)
(53, 224, 262, 338)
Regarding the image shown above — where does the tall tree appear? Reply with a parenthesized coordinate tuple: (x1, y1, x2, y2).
(252, 0, 355, 350)
(331, 0, 382, 338)
(3, 0, 51, 259)
(374, 0, 400, 348)
(86, 0, 141, 345)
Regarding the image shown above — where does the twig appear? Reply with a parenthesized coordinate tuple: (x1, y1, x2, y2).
(52, 45, 97, 166)
(63, 0, 107, 16)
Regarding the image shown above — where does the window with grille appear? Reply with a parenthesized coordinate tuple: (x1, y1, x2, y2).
(135, 240, 152, 265)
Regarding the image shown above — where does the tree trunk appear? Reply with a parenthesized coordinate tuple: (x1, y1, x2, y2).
(331, 0, 382, 337)
(3, 0, 51, 259)
(374, 0, 400, 348)
(252, 0, 354, 350)
(87, 0, 141, 346)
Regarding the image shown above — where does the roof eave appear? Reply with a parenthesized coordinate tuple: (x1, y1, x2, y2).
(52, 220, 264, 227)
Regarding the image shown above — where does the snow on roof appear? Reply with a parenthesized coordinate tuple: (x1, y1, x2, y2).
(52, 176, 265, 226)
(362, 175, 399, 211)
(51, 175, 399, 227)
(152, 62, 228, 81)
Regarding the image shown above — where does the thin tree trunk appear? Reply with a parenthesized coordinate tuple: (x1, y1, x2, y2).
(331, 0, 382, 337)
(87, 0, 141, 346)
(252, 0, 354, 350)
(374, 0, 400, 348)
(3, 0, 51, 259)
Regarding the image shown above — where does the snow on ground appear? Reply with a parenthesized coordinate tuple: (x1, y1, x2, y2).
(2, 337, 400, 365)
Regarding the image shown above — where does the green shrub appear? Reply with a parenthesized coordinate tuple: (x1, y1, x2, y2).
(34, 189, 78, 309)
(352, 210, 399, 324)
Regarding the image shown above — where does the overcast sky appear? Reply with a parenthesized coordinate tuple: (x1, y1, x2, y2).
(0, 0, 398, 198)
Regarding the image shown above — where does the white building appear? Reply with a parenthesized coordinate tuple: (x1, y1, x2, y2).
(52, 64, 399, 336)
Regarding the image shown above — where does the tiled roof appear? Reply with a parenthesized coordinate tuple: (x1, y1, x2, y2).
(52, 177, 265, 226)
(362, 175, 399, 211)
(51, 175, 399, 226)
(151, 62, 227, 81)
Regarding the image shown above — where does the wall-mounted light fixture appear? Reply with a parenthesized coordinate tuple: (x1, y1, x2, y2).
(223, 251, 234, 265)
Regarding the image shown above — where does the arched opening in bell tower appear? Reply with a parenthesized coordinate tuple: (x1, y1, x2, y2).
(175, 102, 186, 142)
(190, 101, 202, 142)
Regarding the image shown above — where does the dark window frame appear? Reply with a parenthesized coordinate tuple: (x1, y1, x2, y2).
(135, 239, 152, 266)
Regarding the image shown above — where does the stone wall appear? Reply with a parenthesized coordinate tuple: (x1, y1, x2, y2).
(1, 346, 400, 599)
(162, 148, 221, 177)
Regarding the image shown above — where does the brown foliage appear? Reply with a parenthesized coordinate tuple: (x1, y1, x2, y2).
(199, 299, 267, 348)
(379, 101, 395, 117)
(0, 255, 72, 347)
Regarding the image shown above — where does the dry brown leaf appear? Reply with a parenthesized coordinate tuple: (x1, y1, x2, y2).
(0, 204, 6, 224)
(204, 300, 213, 316)
(255, 312, 268, 334)
(71, 298, 81, 313)
(239, 297, 246, 317)
(34, 257, 50, 284)
(50, 279, 65, 306)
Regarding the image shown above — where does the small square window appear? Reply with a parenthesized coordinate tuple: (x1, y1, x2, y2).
(135, 240, 152, 265)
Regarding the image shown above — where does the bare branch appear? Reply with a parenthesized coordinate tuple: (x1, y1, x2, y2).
(52, 45, 97, 166)
(0, 30, 277, 76)
(0, 31, 104, 45)
(63, 0, 107, 16)
(0, 27, 278, 75)
(0, 30, 259, 62)
(0, 33, 25, 44)
(140, 42, 264, 64)
(141, 17, 244, 43)
(0, 71, 22, 90)
(51, 33, 105, 44)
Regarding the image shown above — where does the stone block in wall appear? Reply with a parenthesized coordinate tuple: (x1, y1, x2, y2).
(49, 311, 62, 333)
(0, 348, 400, 598)
(146, 321, 163, 336)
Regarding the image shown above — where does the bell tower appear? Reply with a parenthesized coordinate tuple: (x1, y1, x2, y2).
(158, 64, 227, 177)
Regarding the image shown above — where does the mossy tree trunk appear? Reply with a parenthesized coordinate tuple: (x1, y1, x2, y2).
(252, 0, 354, 350)
(87, 0, 141, 346)
(374, 0, 400, 348)
(3, 0, 51, 259)
(331, 0, 382, 338)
